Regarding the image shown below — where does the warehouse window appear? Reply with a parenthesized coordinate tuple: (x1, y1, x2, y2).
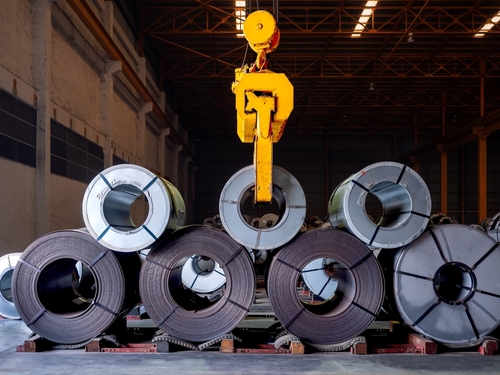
(50, 119, 104, 183)
(113, 154, 127, 165)
(0, 88, 36, 167)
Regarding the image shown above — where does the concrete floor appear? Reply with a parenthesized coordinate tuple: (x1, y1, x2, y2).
(2, 319, 500, 375)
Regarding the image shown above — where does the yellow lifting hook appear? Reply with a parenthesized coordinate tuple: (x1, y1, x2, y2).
(232, 10, 294, 204)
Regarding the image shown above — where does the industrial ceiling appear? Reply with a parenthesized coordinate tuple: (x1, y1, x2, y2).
(131, 1, 500, 140)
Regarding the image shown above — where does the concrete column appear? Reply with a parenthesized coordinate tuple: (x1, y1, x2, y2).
(100, 60, 122, 167)
(171, 144, 182, 186)
(136, 102, 153, 167)
(33, 0, 52, 237)
(158, 128, 170, 176)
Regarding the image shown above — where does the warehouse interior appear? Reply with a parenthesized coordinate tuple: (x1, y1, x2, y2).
(2, 0, 500, 373)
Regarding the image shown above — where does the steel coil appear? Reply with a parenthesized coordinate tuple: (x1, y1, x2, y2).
(267, 228, 384, 345)
(140, 226, 255, 342)
(390, 224, 500, 344)
(181, 255, 226, 294)
(82, 164, 185, 252)
(219, 165, 306, 250)
(0, 253, 21, 319)
(328, 161, 431, 249)
(484, 212, 500, 242)
(11, 230, 141, 344)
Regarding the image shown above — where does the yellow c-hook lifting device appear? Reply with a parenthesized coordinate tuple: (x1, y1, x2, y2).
(232, 10, 294, 204)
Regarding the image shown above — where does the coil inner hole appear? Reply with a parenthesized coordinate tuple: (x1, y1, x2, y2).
(367, 181, 411, 228)
(103, 184, 150, 232)
(170, 255, 226, 311)
(297, 257, 355, 315)
(240, 185, 286, 229)
(433, 262, 475, 305)
(37, 259, 97, 317)
(0, 269, 14, 302)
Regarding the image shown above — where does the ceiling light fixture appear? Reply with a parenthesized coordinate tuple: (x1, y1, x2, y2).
(407, 32, 414, 42)
(351, 1, 378, 38)
(235, 0, 246, 37)
(475, 10, 500, 37)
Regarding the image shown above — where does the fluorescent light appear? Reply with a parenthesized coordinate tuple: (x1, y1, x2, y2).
(235, 0, 245, 37)
(475, 9, 500, 37)
(359, 16, 370, 24)
(351, 0, 377, 37)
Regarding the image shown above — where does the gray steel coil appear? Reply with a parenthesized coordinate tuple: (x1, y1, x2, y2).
(0, 253, 21, 319)
(266, 228, 384, 345)
(139, 226, 255, 342)
(389, 224, 500, 344)
(11, 230, 141, 344)
(82, 164, 185, 252)
(328, 161, 431, 249)
(219, 165, 306, 250)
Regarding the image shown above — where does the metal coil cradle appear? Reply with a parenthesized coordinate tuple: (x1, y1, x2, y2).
(388, 224, 500, 344)
(0, 253, 21, 319)
(266, 228, 384, 345)
(328, 161, 431, 249)
(139, 226, 255, 343)
(219, 165, 306, 250)
(11, 230, 141, 345)
(82, 164, 185, 252)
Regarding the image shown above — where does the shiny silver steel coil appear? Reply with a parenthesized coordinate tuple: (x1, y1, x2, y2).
(0, 253, 21, 319)
(181, 255, 226, 294)
(140, 226, 255, 342)
(219, 165, 306, 250)
(484, 212, 500, 242)
(267, 228, 384, 345)
(82, 164, 185, 252)
(11, 230, 141, 344)
(328, 161, 431, 249)
(391, 224, 500, 344)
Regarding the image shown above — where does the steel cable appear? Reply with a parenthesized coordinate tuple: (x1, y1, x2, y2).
(266, 228, 384, 345)
(11, 229, 141, 345)
(387, 224, 500, 344)
(82, 164, 185, 252)
(328, 161, 431, 249)
(140, 226, 255, 343)
(0, 253, 21, 319)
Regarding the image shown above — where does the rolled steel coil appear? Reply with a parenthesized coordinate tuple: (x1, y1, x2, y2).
(328, 161, 431, 249)
(0, 253, 21, 319)
(140, 226, 255, 342)
(219, 165, 306, 250)
(82, 164, 185, 252)
(389, 224, 500, 344)
(181, 255, 226, 294)
(484, 212, 500, 242)
(267, 228, 384, 345)
(12, 230, 141, 345)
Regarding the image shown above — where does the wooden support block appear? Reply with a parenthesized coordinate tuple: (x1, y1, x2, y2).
(479, 340, 498, 356)
(17, 335, 52, 352)
(407, 333, 437, 354)
(350, 339, 367, 355)
(290, 341, 304, 355)
(220, 339, 235, 353)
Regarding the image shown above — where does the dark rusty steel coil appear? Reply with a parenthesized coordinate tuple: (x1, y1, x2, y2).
(139, 226, 255, 343)
(266, 228, 384, 345)
(389, 224, 500, 344)
(11, 229, 141, 345)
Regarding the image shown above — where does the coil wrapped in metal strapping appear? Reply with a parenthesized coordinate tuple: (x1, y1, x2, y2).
(267, 228, 384, 345)
(219, 165, 306, 250)
(484, 212, 500, 242)
(328, 161, 431, 249)
(389, 224, 500, 344)
(0, 253, 21, 319)
(139, 226, 255, 343)
(82, 164, 185, 252)
(11, 230, 141, 344)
